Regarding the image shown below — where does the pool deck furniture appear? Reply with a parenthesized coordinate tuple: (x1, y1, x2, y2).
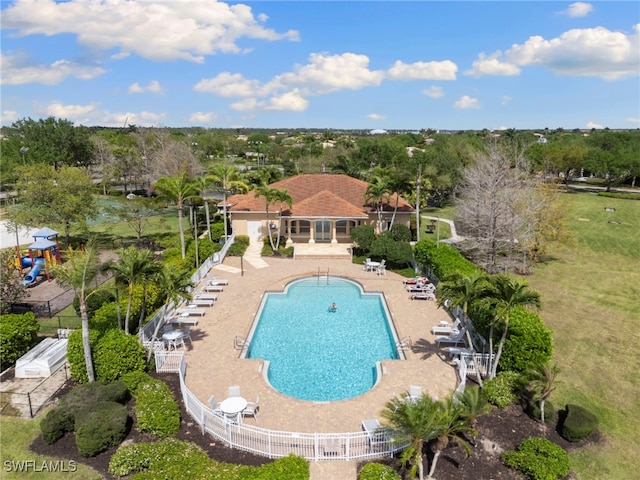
(175, 308, 206, 317)
(436, 329, 467, 347)
(361, 418, 388, 452)
(242, 395, 260, 422)
(234, 335, 250, 351)
(219, 396, 247, 423)
(207, 277, 229, 286)
(194, 293, 218, 301)
(410, 291, 436, 300)
(431, 318, 461, 335)
(203, 284, 225, 292)
(408, 385, 423, 401)
(162, 330, 185, 350)
(188, 298, 215, 307)
(168, 317, 199, 326)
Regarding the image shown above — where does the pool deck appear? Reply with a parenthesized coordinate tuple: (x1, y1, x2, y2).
(181, 243, 458, 478)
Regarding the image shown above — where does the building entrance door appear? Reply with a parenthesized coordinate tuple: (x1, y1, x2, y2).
(315, 221, 331, 242)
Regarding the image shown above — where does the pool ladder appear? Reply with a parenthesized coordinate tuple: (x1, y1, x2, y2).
(317, 267, 330, 284)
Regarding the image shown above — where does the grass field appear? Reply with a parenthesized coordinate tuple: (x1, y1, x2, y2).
(0, 416, 100, 480)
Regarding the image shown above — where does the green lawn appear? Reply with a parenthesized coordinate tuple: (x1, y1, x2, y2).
(0, 416, 100, 480)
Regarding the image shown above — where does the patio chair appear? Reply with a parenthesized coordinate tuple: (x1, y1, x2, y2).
(361, 418, 389, 452)
(376, 262, 386, 276)
(431, 318, 461, 335)
(242, 395, 259, 422)
(363, 258, 372, 271)
(180, 325, 193, 344)
(408, 385, 423, 401)
(436, 329, 467, 347)
(228, 385, 241, 398)
(208, 395, 223, 415)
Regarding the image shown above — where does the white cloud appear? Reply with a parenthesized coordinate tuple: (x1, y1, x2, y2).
(366, 113, 386, 120)
(565, 2, 593, 18)
(454, 95, 480, 109)
(502, 96, 512, 105)
(2, 0, 300, 63)
(386, 60, 457, 80)
(625, 117, 640, 124)
(188, 112, 218, 124)
(505, 25, 640, 80)
(0, 53, 105, 85)
(263, 90, 308, 111)
(128, 80, 163, 94)
(422, 86, 445, 99)
(40, 101, 165, 127)
(193, 72, 264, 97)
(465, 52, 521, 77)
(586, 121, 604, 129)
(1, 110, 20, 124)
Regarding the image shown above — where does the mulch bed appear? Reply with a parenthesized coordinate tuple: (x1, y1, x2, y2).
(30, 373, 599, 479)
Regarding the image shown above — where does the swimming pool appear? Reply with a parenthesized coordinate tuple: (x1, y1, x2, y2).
(245, 276, 402, 402)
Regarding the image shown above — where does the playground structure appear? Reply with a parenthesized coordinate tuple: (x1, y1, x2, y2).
(15, 227, 61, 287)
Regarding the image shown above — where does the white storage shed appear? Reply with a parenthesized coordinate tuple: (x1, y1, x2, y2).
(15, 337, 68, 378)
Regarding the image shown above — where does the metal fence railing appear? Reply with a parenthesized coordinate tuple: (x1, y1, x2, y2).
(154, 353, 407, 462)
(0, 364, 69, 418)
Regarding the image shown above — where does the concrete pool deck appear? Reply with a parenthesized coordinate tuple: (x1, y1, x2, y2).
(181, 243, 459, 478)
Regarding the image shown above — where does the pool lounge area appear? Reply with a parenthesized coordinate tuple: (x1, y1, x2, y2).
(180, 253, 458, 436)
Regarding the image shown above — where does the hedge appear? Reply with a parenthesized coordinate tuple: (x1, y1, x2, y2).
(560, 404, 599, 442)
(359, 462, 401, 480)
(75, 401, 129, 457)
(502, 437, 570, 480)
(413, 240, 481, 280)
(134, 378, 181, 438)
(93, 328, 147, 382)
(0, 312, 40, 369)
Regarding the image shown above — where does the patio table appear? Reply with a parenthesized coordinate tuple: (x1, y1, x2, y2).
(219, 396, 247, 423)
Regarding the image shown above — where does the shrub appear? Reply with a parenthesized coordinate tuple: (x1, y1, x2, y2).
(93, 328, 147, 382)
(370, 234, 413, 268)
(483, 371, 522, 408)
(66, 328, 102, 383)
(502, 437, 570, 480)
(350, 225, 376, 254)
(359, 462, 401, 480)
(91, 302, 120, 333)
(61, 381, 130, 409)
(253, 454, 309, 479)
(120, 370, 153, 394)
(75, 401, 129, 457)
(413, 240, 481, 280)
(389, 223, 412, 243)
(498, 308, 553, 374)
(135, 379, 181, 438)
(227, 237, 249, 256)
(560, 404, 599, 442)
(40, 406, 75, 444)
(73, 289, 115, 319)
(526, 399, 555, 424)
(0, 312, 40, 369)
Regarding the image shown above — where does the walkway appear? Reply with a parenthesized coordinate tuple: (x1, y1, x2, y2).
(423, 215, 464, 244)
(182, 243, 458, 479)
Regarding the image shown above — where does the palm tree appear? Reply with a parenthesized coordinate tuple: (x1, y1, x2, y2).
(193, 175, 213, 241)
(209, 163, 249, 240)
(365, 175, 392, 233)
(381, 394, 441, 480)
(455, 385, 492, 445)
(154, 173, 199, 259)
(272, 189, 293, 250)
(107, 247, 159, 334)
(437, 272, 491, 386)
(427, 398, 475, 479)
(51, 242, 103, 383)
(487, 275, 541, 378)
(254, 183, 280, 250)
(526, 362, 559, 425)
(147, 265, 193, 361)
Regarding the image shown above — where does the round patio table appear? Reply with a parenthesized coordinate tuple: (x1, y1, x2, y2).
(219, 397, 247, 423)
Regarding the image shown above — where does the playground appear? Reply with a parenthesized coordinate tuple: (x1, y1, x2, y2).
(13, 227, 62, 288)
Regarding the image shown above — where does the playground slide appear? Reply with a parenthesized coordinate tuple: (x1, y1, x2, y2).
(20, 256, 33, 268)
(22, 258, 45, 286)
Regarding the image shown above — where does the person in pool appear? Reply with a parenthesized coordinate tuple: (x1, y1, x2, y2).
(329, 303, 337, 312)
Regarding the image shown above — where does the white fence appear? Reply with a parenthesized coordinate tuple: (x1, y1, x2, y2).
(156, 352, 407, 462)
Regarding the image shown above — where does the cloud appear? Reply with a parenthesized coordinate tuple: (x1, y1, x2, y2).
(0, 53, 105, 85)
(193, 72, 264, 97)
(502, 95, 512, 105)
(422, 86, 445, 99)
(564, 2, 593, 18)
(625, 117, 640, 124)
(586, 121, 604, 129)
(386, 60, 457, 80)
(128, 80, 163, 94)
(40, 101, 165, 126)
(188, 112, 218, 124)
(366, 113, 386, 120)
(263, 90, 308, 111)
(2, 0, 300, 63)
(1, 110, 20, 124)
(464, 52, 521, 77)
(454, 95, 480, 109)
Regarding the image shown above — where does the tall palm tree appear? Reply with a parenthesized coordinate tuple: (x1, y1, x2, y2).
(487, 275, 541, 378)
(526, 362, 559, 425)
(107, 247, 159, 334)
(147, 265, 194, 361)
(365, 175, 392, 233)
(428, 398, 475, 479)
(381, 394, 441, 480)
(437, 272, 491, 386)
(254, 183, 280, 250)
(272, 189, 293, 250)
(209, 163, 249, 240)
(154, 173, 199, 259)
(193, 175, 213, 241)
(52, 242, 103, 383)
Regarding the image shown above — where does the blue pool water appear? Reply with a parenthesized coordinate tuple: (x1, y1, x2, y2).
(246, 277, 399, 402)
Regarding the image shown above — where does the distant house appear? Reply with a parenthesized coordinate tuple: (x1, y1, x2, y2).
(227, 174, 414, 245)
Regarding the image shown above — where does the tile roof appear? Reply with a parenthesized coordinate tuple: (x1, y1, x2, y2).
(227, 174, 414, 217)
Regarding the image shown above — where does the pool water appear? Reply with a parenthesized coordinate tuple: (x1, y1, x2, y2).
(247, 277, 399, 402)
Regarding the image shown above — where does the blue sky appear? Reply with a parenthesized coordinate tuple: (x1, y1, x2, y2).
(1, 1, 638, 130)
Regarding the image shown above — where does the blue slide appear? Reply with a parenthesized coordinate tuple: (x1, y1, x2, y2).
(22, 258, 45, 286)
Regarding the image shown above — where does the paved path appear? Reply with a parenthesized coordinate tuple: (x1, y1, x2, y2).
(423, 215, 464, 244)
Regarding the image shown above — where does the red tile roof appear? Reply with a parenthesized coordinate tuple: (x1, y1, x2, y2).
(227, 174, 414, 217)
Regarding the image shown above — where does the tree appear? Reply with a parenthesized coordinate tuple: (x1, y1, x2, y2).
(381, 394, 441, 480)
(107, 247, 161, 334)
(0, 249, 29, 314)
(272, 189, 293, 250)
(455, 385, 492, 445)
(13, 165, 97, 245)
(254, 183, 281, 251)
(365, 175, 392, 233)
(154, 174, 200, 259)
(525, 362, 559, 425)
(51, 243, 104, 382)
(487, 275, 541, 378)
(209, 163, 249, 240)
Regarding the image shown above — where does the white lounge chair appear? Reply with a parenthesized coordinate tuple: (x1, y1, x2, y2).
(410, 291, 436, 301)
(361, 418, 388, 452)
(203, 284, 225, 292)
(436, 329, 467, 347)
(194, 293, 218, 301)
(208, 277, 229, 286)
(431, 318, 462, 335)
(188, 298, 215, 307)
(242, 395, 259, 422)
(175, 308, 206, 317)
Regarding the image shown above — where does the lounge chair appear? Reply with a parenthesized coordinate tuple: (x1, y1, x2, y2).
(203, 284, 225, 292)
(410, 291, 436, 301)
(208, 277, 229, 286)
(431, 318, 461, 335)
(175, 308, 206, 317)
(194, 293, 218, 301)
(188, 298, 215, 307)
(242, 395, 259, 422)
(361, 418, 389, 452)
(436, 329, 467, 347)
